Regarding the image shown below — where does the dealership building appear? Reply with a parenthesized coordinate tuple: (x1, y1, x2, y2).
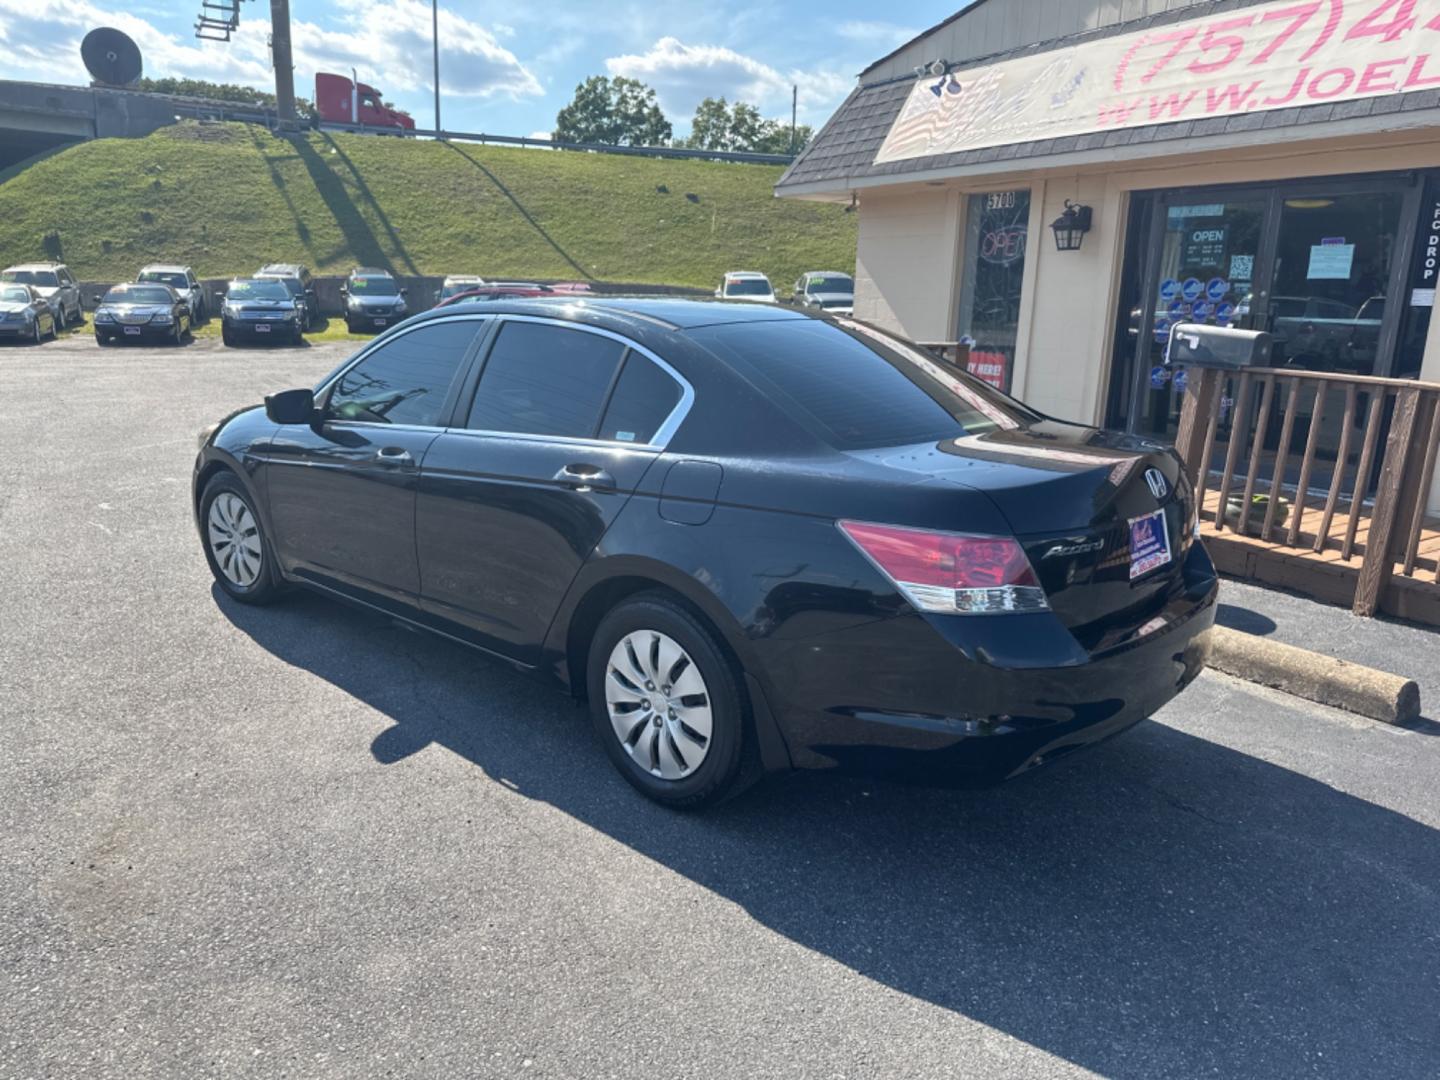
(778, 0, 1440, 512)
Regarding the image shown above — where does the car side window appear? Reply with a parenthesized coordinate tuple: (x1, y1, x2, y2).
(597, 354, 682, 444)
(466, 322, 625, 438)
(326, 320, 480, 427)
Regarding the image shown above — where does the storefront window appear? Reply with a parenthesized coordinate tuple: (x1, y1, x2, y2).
(957, 190, 1029, 392)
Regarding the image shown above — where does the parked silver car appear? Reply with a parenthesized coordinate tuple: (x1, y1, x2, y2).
(793, 271, 855, 314)
(0, 283, 59, 343)
(0, 262, 82, 326)
(138, 264, 208, 323)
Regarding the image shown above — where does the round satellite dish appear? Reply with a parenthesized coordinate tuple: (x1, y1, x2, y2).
(81, 27, 143, 87)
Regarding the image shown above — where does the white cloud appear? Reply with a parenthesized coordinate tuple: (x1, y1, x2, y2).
(0, 0, 541, 100)
(605, 37, 853, 127)
(836, 20, 919, 48)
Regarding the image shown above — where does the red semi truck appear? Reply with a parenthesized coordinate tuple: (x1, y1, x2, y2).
(314, 72, 415, 131)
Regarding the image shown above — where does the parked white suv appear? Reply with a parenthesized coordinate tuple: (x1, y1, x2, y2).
(138, 264, 208, 323)
(715, 271, 776, 302)
(1, 262, 82, 326)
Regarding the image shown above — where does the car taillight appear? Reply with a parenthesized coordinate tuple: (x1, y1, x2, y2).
(838, 520, 1049, 615)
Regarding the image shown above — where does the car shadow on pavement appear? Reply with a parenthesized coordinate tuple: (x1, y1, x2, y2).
(216, 586, 1440, 1079)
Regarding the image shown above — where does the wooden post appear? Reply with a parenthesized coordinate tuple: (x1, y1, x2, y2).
(1354, 388, 1421, 617)
(1173, 367, 1221, 488)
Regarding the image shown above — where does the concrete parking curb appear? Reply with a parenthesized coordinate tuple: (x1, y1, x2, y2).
(1209, 626, 1421, 726)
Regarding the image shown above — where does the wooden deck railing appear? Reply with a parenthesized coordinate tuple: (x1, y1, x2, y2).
(1175, 366, 1440, 616)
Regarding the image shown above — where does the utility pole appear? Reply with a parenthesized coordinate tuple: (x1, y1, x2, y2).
(269, 0, 296, 128)
(790, 84, 797, 155)
(432, 0, 441, 132)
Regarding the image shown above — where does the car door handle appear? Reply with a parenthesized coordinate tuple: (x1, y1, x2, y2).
(375, 447, 414, 466)
(554, 463, 615, 491)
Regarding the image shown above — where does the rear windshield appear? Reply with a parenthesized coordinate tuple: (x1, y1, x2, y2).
(104, 285, 172, 304)
(688, 318, 1036, 451)
(2, 270, 57, 287)
(228, 280, 290, 300)
(0, 286, 31, 303)
(808, 275, 853, 293)
(139, 271, 187, 288)
(724, 278, 772, 297)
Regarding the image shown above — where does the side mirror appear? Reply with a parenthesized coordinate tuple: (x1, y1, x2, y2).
(400, 287, 408, 297)
(340, 286, 348, 295)
(92, 295, 104, 305)
(214, 291, 226, 301)
(265, 387, 316, 425)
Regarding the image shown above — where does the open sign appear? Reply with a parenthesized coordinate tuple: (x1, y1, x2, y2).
(981, 224, 1028, 265)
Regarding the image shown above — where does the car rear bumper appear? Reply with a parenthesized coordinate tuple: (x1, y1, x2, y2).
(0, 323, 37, 337)
(760, 542, 1218, 785)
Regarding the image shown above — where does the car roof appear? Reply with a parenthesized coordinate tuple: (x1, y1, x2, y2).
(3, 263, 64, 271)
(258, 263, 304, 274)
(723, 271, 769, 279)
(417, 295, 809, 331)
(444, 274, 484, 282)
(802, 271, 853, 278)
(140, 264, 191, 273)
(351, 267, 392, 276)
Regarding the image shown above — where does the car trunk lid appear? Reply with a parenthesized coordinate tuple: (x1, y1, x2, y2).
(852, 422, 1196, 651)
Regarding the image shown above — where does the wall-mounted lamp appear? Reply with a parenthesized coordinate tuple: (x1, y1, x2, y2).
(1050, 200, 1092, 251)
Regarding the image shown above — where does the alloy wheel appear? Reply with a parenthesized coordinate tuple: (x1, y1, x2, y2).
(207, 492, 263, 588)
(605, 630, 713, 780)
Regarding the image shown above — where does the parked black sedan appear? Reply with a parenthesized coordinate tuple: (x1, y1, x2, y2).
(0, 284, 58, 343)
(194, 298, 1216, 807)
(93, 283, 192, 345)
(218, 278, 305, 346)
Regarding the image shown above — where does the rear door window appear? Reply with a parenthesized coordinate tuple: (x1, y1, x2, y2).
(597, 355, 683, 444)
(326, 320, 481, 426)
(466, 321, 625, 438)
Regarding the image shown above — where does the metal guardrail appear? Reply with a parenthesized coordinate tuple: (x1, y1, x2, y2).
(315, 120, 796, 165)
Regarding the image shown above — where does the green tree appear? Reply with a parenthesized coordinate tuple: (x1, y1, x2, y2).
(684, 97, 732, 150)
(681, 97, 811, 154)
(552, 76, 671, 146)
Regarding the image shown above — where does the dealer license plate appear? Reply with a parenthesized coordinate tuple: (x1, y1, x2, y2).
(123, 326, 141, 335)
(255, 323, 270, 333)
(1128, 508, 1172, 580)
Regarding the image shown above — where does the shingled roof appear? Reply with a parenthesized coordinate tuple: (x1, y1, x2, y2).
(776, 0, 1440, 196)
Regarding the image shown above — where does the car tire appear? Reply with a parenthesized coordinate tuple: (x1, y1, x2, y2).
(199, 473, 284, 605)
(172, 321, 184, 346)
(32, 320, 42, 345)
(95, 332, 108, 346)
(587, 593, 748, 809)
(222, 326, 235, 347)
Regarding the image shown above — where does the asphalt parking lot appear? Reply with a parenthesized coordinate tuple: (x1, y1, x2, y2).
(2, 334, 1438, 1079)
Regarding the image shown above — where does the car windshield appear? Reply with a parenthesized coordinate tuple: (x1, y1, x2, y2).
(0, 286, 31, 303)
(139, 271, 188, 289)
(689, 318, 1036, 451)
(228, 280, 290, 300)
(104, 285, 172, 304)
(350, 276, 399, 295)
(808, 275, 853, 293)
(2, 270, 57, 287)
(724, 278, 772, 296)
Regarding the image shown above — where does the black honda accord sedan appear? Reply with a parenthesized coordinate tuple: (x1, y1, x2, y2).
(194, 298, 1216, 807)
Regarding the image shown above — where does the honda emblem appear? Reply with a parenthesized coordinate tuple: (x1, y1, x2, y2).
(1145, 468, 1168, 500)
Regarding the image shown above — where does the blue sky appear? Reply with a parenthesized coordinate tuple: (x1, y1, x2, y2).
(0, 1, 964, 138)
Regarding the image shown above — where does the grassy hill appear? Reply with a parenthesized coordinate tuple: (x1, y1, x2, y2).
(0, 123, 854, 290)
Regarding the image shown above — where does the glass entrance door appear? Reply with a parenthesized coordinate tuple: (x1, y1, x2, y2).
(1129, 197, 1265, 439)
(1111, 174, 1420, 443)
